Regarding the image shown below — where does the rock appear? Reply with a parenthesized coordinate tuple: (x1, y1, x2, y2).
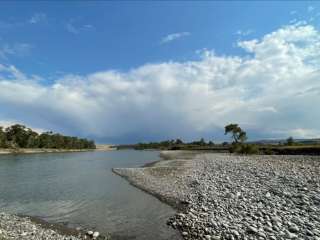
(306, 229, 314, 236)
(286, 231, 298, 239)
(247, 226, 258, 234)
(288, 224, 299, 233)
(264, 226, 273, 232)
(204, 235, 211, 240)
(87, 230, 94, 236)
(211, 236, 221, 240)
(93, 231, 99, 238)
(230, 230, 240, 237)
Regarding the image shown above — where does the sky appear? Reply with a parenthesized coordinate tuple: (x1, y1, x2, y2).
(0, 1, 320, 143)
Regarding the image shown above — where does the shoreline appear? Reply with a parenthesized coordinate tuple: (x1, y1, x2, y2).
(0, 148, 95, 155)
(18, 214, 87, 237)
(112, 151, 320, 239)
(113, 151, 200, 210)
(0, 212, 110, 239)
(0, 146, 118, 155)
(0, 212, 106, 240)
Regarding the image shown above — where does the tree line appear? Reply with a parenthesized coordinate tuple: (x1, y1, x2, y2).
(133, 138, 216, 150)
(0, 124, 96, 149)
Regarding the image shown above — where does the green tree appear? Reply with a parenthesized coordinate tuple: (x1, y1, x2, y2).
(199, 138, 206, 146)
(224, 124, 247, 144)
(5, 124, 29, 148)
(0, 127, 7, 148)
(0, 124, 95, 150)
(287, 136, 294, 146)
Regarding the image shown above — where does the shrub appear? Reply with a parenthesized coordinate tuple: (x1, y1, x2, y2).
(230, 143, 259, 155)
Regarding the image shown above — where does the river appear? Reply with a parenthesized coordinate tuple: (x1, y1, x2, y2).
(0, 150, 180, 239)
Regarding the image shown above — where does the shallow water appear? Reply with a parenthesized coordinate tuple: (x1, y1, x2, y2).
(0, 150, 180, 239)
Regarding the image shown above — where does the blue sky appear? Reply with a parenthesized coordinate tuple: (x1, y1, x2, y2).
(0, 1, 320, 143)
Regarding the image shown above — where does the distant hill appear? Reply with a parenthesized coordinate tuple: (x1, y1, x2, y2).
(249, 138, 320, 145)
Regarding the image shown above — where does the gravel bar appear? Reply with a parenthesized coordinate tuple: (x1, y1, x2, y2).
(113, 151, 320, 240)
(0, 212, 106, 240)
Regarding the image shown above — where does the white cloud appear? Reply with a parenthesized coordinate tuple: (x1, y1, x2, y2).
(0, 120, 45, 133)
(0, 23, 320, 142)
(160, 32, 190, 44)
(308, 6, 315, 12)
(0, 43, 32, 59)
(29, 13, 47, 24)
(66, 21, 79, 34)
(65, 20, 94, 34)
(273, 128, 320, 139)
(236, 29, 253, 36)
(83, 24, 94, 29)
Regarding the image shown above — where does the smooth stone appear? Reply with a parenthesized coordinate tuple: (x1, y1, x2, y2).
(286, 232, 298, 239)
(93, 231, 99, 238)
(247, 226, 258, 234)
(288, 224, 299, 233)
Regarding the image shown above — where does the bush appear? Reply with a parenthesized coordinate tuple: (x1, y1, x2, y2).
(230, 143, 259, 155)
(263, 148, 275, 155)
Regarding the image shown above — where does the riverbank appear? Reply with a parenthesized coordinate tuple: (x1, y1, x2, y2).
(0, 146, 119, 155)
(0, 212, 109, 240)
(0, 213, 77, 239)
(113, 151, 320, 239)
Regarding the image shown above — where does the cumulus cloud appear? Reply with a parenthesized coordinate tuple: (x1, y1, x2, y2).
(160, 32, 190, 44)
(0, 23, 320, 142)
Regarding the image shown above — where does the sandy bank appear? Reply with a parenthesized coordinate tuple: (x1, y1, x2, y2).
(95, 144, 117, 151)
(0, 145, 118, 155)
(0, 148, 95, 155)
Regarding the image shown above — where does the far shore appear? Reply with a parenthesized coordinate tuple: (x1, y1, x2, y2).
(0, 148, 94, 155)
(0, 144, 116, 155)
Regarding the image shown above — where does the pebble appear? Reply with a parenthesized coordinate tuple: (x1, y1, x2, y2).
(93, 231, 100, 238)
(247, 226, 258, 234)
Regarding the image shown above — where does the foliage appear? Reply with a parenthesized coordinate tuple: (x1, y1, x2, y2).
(0, 127, 8, 148)
(224, 124, 247, 143)
(0, 124, 95, 149)
(130, 138, 217, 150)
(286, 136, 294, 146)
(230, 143, 259, 155)
(225, 123, 260, 154)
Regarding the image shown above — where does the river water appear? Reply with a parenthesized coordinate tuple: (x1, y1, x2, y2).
(0, 150, 180, 239)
